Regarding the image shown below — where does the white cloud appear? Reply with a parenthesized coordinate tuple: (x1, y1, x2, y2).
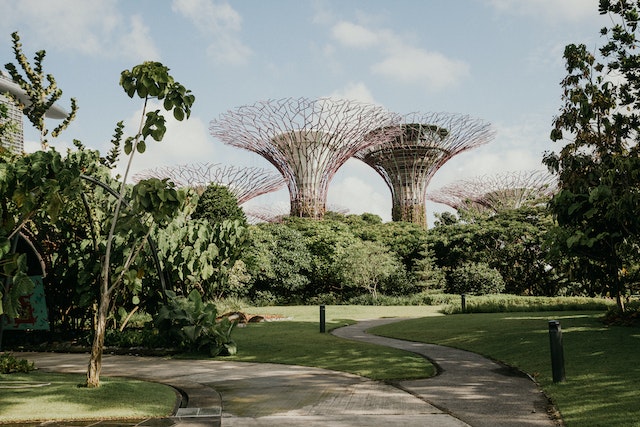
(331, 21, 379, 48)
(171, 0, 252, 65)
(118, 15, 161, 61)
(0, 0, 159, 61)
(328, 174, 391, 220)
(327, 82, 378, 104)
(329, 19, 469, 92)
(372, 47, 470, 91)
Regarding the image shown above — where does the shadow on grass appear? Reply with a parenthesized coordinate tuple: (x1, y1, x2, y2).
(0, 372, 176, 422)
(225, 320, 435, 381)
(370, 311, 640, 427)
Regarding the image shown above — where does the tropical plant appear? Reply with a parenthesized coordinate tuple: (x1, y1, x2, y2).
(155, 289, 237, 356)
(155, 202, 249, 300)
(0, 352, 34, 374)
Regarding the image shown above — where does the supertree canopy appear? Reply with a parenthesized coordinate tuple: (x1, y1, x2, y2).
(210, 97, 400, 218)
(133, 163, 285, 204)
(428, 169, 557, 214)
(355, 112, 495, 227)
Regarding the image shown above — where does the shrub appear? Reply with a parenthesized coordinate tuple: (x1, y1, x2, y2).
(103, 328, 164, 348)
(0, 353, 35, 374)
(446, 262, 505, 295)
(603, 300, 640, 326)
(440, 294, 614, 314)
(154, 290, 237, 356)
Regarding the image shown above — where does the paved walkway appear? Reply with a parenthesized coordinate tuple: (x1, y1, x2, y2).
(333, 318, 558, 427)
(6, 318, 560, 426)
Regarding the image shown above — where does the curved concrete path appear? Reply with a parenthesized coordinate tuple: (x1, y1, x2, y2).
(332, 318, 559, 427)
(9, 318, 559, 426)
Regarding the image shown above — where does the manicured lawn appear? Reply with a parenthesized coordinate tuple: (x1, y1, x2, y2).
(227, 304, 439, 380)
(6, 304, 630, 426)
(369, 311, 640, 427)
(0, 371, 177, 422)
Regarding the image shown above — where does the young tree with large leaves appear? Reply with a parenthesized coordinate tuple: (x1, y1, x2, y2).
(543, 0, 640, 312)
(86, 62, 194, 387)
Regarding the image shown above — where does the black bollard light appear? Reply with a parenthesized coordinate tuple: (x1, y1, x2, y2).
(461, 294, 466, 312)
(319, 304, 326, 333)
(548, 320, 566, 383)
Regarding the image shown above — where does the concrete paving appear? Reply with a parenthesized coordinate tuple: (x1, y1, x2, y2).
(6, 318, 560, 426)
(332, 318, 559, 427)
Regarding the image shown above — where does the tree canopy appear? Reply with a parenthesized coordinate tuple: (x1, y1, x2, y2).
(543, 0, 640, 311)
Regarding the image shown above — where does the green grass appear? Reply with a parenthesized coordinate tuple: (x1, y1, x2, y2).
(242, 304, 444, 322)
(0, 371, 177, 422)
(369, 311, 640, 427)
(226, 306, 443, 380)
(441, 294, 614, 314)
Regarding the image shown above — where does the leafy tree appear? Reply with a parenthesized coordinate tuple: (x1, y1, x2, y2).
(325, 212, 429, 273)
(87, 61, 194, 387)
(426, 207, 558, 296)
(337, 240, 405, 299)
(284, 217, 358, 297)
(243, 223, 311, 304)
(446, 261, 505, 295)
(543, 0, 640, 311)
(192, 183, 247, 225)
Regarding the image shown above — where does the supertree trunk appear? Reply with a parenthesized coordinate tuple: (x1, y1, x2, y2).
(210, 97, 400, 219)
(356, 113, 495, 228)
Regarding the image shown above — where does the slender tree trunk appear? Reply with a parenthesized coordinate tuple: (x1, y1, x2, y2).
(616, 291, 625, 313)
(611, 261, 626, 313)
(86, 288, 111, 388)
(85, 97, 146, 388)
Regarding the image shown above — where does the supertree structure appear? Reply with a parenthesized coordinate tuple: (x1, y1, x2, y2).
(354, 112, 495, 227)
(210, 97, 400, 219)
(133, 163, 286, 204)
(428, 169, 557, 214)
(243, 205, 290, 224)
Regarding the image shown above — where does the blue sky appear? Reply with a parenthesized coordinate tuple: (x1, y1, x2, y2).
(0, 0, 609, 225)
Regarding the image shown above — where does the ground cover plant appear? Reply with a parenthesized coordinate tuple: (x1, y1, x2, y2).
(369, 311, 640, 427)
(0, 371, 176, 422)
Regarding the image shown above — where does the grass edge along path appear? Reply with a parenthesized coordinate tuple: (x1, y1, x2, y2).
(0, 371, 177, 423)
(225, 304, 440, 381)
(369, 311, 640, 427)
(1, 305, 440, 423)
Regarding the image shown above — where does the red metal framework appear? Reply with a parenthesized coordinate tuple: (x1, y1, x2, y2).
(428, 170, 557, 214)
(133, 163, 285, 205)
(355, 112, 494, 227)
(210, 97, 400, 218)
